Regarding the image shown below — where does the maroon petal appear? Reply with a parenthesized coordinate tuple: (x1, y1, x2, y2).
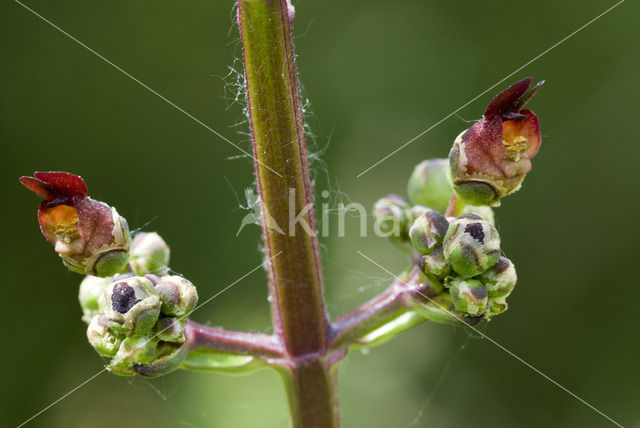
(462, 115, 506, 177)
(514, 80, 544, 112)
(74, 196, 116, 252)
(33, 171, 87, 199)
(19, 176, 51, 200)
(484, 78, 532, 118)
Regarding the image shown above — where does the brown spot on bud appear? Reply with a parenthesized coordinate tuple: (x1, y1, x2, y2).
(111, 282, 140, 314)
(469, 285, 487, 300)
(464, 223, 485, 243)
(493, 257, 510, 273)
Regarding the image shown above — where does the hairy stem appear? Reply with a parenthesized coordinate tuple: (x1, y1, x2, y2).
(237, 0, 337, 426)
(329, 267, 436, 350)
(184, 320, 284, 357)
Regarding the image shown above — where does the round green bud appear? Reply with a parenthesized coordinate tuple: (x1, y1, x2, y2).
(407, 159, 453, 213)
(86, 315, 123, 357)
(453, 181, 498, 206)
(110, 336, 159, 376)
(79, 275, 111, 323)
(447, 277, 488, 316)
(372, 195, 410, 239)
(95, 250, 129, 277)
(107, 331, 188, 377)
(132, 342, 188, 378)
(155, 317, 186, 343)
(413, 293, 483, 327)
(155, 276, 198, 317)
(409, 210, 449, 255)
(419, 247, 451, 279)
(104, 276, 161, 337)
(443, 214, 501, 278)
(479, 257, 517, 298)
(130, 232, 171, 276)
(461, 204, 495, 225)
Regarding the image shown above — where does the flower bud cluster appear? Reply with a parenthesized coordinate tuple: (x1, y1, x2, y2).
(410, 213, 516, 319)
(81, 273, 198, 377)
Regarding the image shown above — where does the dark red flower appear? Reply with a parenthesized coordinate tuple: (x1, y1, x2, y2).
(20, 171, 130, 276)
(449, 77, 543, 206)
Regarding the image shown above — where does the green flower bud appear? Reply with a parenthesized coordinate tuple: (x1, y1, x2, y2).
(443, 214, 501, 278)
(110, 336, 159, 376)
(104, 276, 161, 336)
(86, 315, 123, 357)
(407, 159, 453, 213)
(479, 257, 517, 298)
(372, 195, 410, 239)
(450, 175, 498, 206)
(413, 293, 483, 327)
(409, 210, 449, 255)
(419, 247, 451, 279)
(95, 250, 129, 277)
(447, 277, 488, 316)
(132, 341, 188, 378)
(79, 275, 111, 323)
(130, 232, 171, 276)
(155, 317, 186, 343)
(155, 276, 198, 317)
(460, 204, 495, 225)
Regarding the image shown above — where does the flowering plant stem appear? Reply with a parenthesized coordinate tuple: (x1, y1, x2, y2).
(237, 0, 338, 426)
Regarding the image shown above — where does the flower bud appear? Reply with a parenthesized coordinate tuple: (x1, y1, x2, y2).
(448, 78, 543, 206)
(86, 315, 123, 357)
(106, 334, 189, 377)
(446, 277, 488, 316)
(419, 247, 451, 279)
(20, 172, 131, 276)
(372, 195, 410, 239)
(443, 215, 501, 278)
(110, 336, 159, 376)
(104, 276, 161, 336)
(155, 276, 198, 317)
(79, 275, 111, 323)
(407, 159, 454, 213)
(155, 317, 186, 343)
(409, 210, 449, 255)
(413, 293, 483, 327)
(479, 257, 517, 298)
(130, 232, 171, 276)
(132, 342, 189, 378)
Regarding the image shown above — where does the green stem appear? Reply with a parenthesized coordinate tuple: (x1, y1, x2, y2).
(237, 0, 337, 426)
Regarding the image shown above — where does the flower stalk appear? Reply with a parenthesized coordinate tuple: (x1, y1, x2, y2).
(236, 0, 337, 426)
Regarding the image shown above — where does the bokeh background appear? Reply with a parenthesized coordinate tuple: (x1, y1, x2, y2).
(2, 0, 638, 427)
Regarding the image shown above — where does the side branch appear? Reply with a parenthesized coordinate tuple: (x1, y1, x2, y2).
(184, 320, 284, 357)
(329, 267, 439, 350)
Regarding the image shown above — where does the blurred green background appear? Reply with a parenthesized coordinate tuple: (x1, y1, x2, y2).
(2, 0, 638, 427)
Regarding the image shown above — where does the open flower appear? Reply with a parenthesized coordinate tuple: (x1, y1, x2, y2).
(20, 171, 130, 276)
(449, 77, 544, 206)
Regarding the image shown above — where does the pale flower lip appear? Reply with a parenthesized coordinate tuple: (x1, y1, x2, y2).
(449, 77, 544, 206)
(19, 171, 130, 275)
